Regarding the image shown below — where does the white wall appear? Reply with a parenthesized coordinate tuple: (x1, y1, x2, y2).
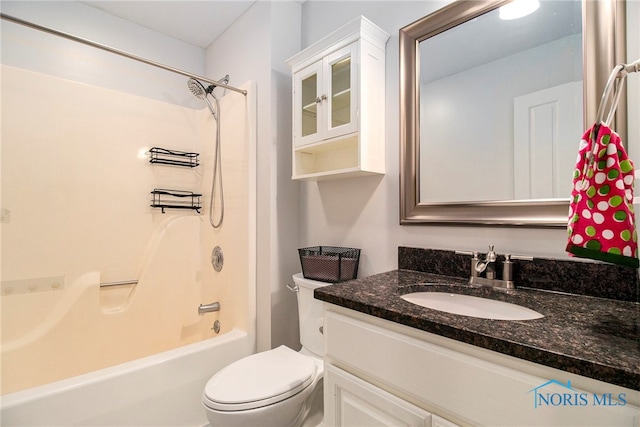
(267, 2, 305, 351)
(204, 1, 302, 351)
(297, 0, 640, 280)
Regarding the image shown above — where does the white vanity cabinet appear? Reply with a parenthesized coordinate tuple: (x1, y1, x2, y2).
(286, 16, 388, 180)
(325, 363, 433, 427)
(323, 305, 639, 427)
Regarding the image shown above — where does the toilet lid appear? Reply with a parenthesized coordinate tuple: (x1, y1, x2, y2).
(203, 345, 316, 411)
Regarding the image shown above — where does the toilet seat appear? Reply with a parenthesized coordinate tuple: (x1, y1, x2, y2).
(203, 345, 317, 412)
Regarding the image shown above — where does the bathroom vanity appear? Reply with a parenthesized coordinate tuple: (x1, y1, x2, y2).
(315, 249, 640, 426)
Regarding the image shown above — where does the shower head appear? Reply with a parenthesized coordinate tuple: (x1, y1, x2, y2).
(188, 78, 218, 118)
(187, 75, 230, 99)
(187, 78, 211, 100)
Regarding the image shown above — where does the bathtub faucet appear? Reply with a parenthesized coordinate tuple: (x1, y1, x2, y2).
(198, 301, 221, 315)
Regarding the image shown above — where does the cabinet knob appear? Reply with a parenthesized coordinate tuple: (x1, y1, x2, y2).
(315, 94, 327, 103)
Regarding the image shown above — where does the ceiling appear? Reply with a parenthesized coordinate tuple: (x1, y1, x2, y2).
(81, 1, 256, 48)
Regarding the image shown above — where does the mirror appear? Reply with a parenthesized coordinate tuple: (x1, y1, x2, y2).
(400, 0, 627, 226)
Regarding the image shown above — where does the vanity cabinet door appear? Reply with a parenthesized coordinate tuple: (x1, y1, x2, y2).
(431, 415, 461, 427)
(325, 364, 432, 427)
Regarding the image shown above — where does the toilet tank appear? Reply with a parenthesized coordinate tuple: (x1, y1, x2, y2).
(293, 273, 331, 357)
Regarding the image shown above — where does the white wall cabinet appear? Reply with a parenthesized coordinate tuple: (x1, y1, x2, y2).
(323, 305, 639, 427)
(286, 16, 389, 181)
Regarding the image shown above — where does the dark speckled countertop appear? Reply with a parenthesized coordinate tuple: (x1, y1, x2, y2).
(314, 269, 640, 391)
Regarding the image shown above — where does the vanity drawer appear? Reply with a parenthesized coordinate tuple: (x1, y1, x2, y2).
(324, 307, 639, 426)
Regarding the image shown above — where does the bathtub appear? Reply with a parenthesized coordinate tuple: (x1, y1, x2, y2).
(0, 329, 254, 426)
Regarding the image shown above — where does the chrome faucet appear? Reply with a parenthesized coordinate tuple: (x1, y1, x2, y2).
(456, 246, 532, 290)
(475, 245, 497, 279)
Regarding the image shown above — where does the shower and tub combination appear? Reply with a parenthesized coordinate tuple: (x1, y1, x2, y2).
(0, 11, 257, 426)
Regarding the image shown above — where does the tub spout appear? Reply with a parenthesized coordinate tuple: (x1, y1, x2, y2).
(198, 302, 220, 315)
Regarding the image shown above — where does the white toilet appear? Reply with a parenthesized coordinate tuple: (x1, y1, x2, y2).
(202, 273, 328, 427)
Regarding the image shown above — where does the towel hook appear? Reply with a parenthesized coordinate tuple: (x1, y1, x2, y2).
(620, 58, 640, 77)
(596, 59, 640, 127)
(595, 63, 626, 126)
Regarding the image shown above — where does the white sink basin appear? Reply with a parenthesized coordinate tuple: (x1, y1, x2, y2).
(401, 292, 544, 320)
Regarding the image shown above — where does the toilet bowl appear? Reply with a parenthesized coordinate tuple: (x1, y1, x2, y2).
(202, 274, 329, 427)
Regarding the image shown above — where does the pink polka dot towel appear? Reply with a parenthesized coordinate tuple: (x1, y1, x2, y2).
(566, 124, 639, 268)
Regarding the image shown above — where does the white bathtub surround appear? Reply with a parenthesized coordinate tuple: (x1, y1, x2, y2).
(1, 65, 257, 396)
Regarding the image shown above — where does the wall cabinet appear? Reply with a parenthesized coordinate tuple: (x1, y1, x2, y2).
(286, 16, 389, 181)
(323, 305, 639, 427)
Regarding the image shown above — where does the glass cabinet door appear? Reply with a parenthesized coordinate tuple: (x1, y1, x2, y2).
(302, 73, 318, 137)
(325, 43, 358, 139)
(293, 43, 357, 147)
(294, 61, 323, 147)
(331, 56, 351, 128)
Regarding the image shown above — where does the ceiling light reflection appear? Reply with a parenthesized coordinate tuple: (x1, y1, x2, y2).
(499, 0, 540, 20)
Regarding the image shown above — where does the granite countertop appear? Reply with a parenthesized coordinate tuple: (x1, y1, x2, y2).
(314, 269, 640, 391)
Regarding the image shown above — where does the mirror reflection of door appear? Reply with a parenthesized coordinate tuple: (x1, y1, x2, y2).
(513, 81, 583, 200)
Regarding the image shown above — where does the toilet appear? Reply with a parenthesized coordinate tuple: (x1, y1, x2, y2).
(202, 273, 328, 427)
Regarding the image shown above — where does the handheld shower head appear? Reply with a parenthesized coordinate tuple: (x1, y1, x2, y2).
(188, 78, 218, 118)
(187, 78, 210, 100)
(188, 75, 230, 97)
(186, 77, 226, 229)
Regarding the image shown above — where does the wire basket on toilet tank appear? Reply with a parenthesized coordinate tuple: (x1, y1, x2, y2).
(298, 246, 361, 283)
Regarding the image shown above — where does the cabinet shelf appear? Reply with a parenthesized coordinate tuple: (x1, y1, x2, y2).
(150, 189, 202, 213)
(302, 102, 318, 114)
(331, 90, 351, 115)
(332, 88, 351, 99)
(293, 134, 383, 180)
(148, 147, 199, 168)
